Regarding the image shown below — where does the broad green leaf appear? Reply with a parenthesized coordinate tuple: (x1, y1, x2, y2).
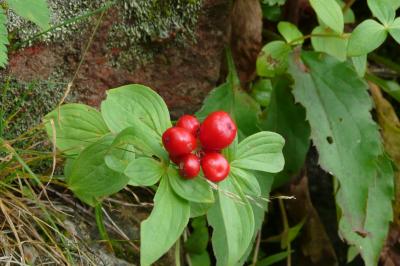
(6, 0, 50, 30)
(351, 55, 367, 77)
(231, 167, 261, 196)
(259, 77, 310, 188)
(0, 9, 9, 68)
(311, 26, 347, 61)
(44, 104, 109, 156)
(196, 50, 260, 137)
(237, 171, 274, 265)
(231, 132, 285, 173)
(106, 126, 168, 163)
(339, 156, 394, 266)
(207, 178, 255, 266)
(104, 128, 136, 173)
(125, 157, 164, 186)
(277, 21, 303, 45)
(367, 0, 395, 25)
(365, 73, 400, 102)
(256, 41, 291, 78)
(141, 177, 190, 266)
(251, 78, 273, 107)
(392, 0, 400, 10)
(347, 19, 387, 56)
(388, 17, 400, 44)
(101, 84, 171, 137)
(310, 0, 344, 33)
(261, 4, 282, 21)
(67, 135, 129, 206)
(167, 167, 214, 203)
(288, 51, 382, 233)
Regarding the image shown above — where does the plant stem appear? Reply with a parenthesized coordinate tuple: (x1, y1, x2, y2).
(278, 198, 291, 266)
(175, 238, 181, 266)
(288, 33, 348, 46)
(95, 203, 115, 253)
(368, 53, 400, 75)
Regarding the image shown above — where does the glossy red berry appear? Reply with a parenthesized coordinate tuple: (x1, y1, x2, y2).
(176, 115, 200, 136)
(179, 154, 200, 179)
(199, 111, 237, 150)
(162, 127, 197, 156)
(201, 152, 230, 182)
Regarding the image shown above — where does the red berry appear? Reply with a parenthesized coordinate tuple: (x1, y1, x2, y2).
(176, 115, 200, 136)
(199, 111, 237, 150)
(162, 127, 197, 156)
(201, 152, 230, 182)
(179, 154, 200, 179)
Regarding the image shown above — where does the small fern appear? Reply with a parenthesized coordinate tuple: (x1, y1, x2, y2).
(0, 8, 9, 68)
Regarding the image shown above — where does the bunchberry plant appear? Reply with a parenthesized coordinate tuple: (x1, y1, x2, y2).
(44, 78, 284, 265)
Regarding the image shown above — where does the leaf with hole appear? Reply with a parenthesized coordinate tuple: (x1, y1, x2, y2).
(256, 41, 291, 78)
(288, 51, 383, 242)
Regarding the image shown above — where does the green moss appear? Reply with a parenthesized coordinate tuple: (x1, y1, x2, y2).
(0, 74, 76, 141)
(7, 0, 202, 67)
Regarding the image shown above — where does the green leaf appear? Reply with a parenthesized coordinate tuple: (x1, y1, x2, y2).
(141, 177, 190, 266)
(0, 9, 9, 68)
(388, 17, 400, 44)
(351, 55, 368, 77)
(256, 41, 291, 78)
(310, 0, 344, 33)
(256, 251, 290, 266)
(168, 167, 214, 203)
(259, 77, 310, 188)
(288, 51, 382, 234)
(104, 128, 136, 173)
(66, 135, 129, 206)
(189, 252, 211, 266)
(251, 79, 273, 107)
(190, 202, 212, 218)
(207, 178, 255, 266)
(124, 157, 164, 186)
(231, 167, 261, 196)
(6, 0, 50, 30)
(231, 132, 285, 173)
(347, 19, 387, 56)
(101, 84, 171, 137)
(185, 217, 209, 253)
(196, 50, 261, 137)
(339, 156, 394, 266)
(367, 0, 395, 25)
(365, 73, 400, 102)
(311, 26, 347, 61)
(277, 21, 303, 45)
(44, 104, 109, 156)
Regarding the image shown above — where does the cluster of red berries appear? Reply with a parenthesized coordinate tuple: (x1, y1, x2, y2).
(162, 111, 237, 182)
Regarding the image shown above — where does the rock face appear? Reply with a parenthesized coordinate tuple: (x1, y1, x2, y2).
(7, 0, 232, 119)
